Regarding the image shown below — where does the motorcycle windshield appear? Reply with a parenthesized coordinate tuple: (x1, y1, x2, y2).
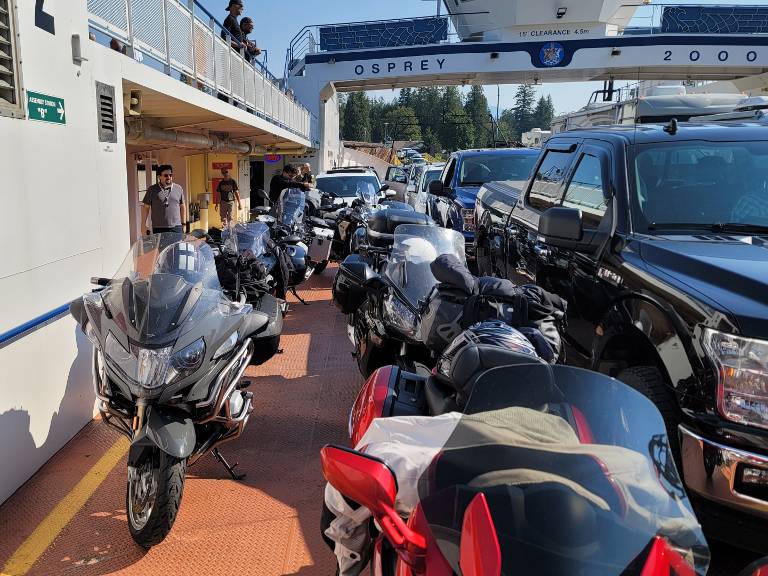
(357, 184, 378, 207)
(101, 234, 243, 345)
(385, 224, 465, 307)
(277, 188, 306, 227)
(222, 222, 270, 257)
(416, 364, 710, 576)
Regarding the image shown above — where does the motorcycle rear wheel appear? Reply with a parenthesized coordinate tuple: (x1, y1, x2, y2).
(127, 447, 186, 548)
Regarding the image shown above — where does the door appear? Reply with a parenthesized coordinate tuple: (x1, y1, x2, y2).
(250, 161, 265, 207)
(433, 157, 457, 225)
(552, 144, 613, 363)
(383, 166, 408, 201)
(509, 142, 579, 280)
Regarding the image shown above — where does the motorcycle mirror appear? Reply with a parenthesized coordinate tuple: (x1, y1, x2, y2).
(384, 190, 397, 198)
(69, 297, 88, 328)
(320, 445, 397, 516)
(320, 445, 427, 559)
(90, 276, 110, 287)
(738, 558, 768, 576)
(460, 493, 502, 576)
(379, 184, 390, 192)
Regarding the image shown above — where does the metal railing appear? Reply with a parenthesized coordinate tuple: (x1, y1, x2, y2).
(286, 15, 458, 77)
(87, 0, 317, 146)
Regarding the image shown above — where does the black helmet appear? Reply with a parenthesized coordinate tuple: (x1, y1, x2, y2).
(435, 321, 540, 409)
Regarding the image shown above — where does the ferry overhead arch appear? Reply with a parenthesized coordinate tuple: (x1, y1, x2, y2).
(286, 3, 768, 168)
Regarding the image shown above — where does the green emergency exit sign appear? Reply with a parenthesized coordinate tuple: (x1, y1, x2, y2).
(27, 91, 66, 124)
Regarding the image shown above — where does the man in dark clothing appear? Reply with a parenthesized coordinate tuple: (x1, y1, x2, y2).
(222, 0, 244, 49)
(215, 167, 242, 226)
(269, 164, 311, 205)
(299, 163, 314, 185)
(240, 17, 262, 64)
(142, 165, 187, 234)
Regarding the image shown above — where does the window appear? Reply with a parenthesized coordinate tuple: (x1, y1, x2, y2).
(316, 175, 381, 198)
(0, 0, 21, 118)
(633, 140, 768, 230)
(442, 158, 456, 187)
(562, 154, 607, 228)
(458, 154, 538, 185)
(527, 149, 575, 212)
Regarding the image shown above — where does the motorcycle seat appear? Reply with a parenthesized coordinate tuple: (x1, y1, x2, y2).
(436, 344, 547, 411)
(368, 209, 430, 235)
(240, 311, 270, 338)
(424, 377, 458, 416)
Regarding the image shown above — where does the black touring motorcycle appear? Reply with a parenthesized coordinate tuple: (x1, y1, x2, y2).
(334, 224, 567, 377)
(70, 234, 280, 548)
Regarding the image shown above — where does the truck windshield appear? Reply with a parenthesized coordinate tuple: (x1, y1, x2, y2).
(316, 175, 380, 198)
(632, 141, 768, 233)
(459, 154, 537, 186)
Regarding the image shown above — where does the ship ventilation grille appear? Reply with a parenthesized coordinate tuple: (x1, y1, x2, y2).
(96, 82, 118, 143)
(0, 0, 21, 118)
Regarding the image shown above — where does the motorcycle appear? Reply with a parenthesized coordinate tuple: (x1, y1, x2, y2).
(334, 224, 466, 376)
(322, 361, 712, 575)
(70, 234, 272, 547)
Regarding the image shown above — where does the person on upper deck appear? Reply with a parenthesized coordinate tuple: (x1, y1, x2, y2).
(223, 0, 245, 50)
(239, 17, 262, 64)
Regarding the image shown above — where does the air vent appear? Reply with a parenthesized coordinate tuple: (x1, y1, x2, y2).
(0, 0, 21, 118)
(96, 82, 118, 143)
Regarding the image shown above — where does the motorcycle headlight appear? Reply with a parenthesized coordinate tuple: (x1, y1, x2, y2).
(104, 332, 175, 392)
(383, 295, 416, 337)
(702, 328, 768, 430)
(167, 338, 206, 384)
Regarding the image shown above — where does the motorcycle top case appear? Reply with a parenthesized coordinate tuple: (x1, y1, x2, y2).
(333, 254, 377, 314)
(309, 227, 334, 263)
(367, 209, 431, 248)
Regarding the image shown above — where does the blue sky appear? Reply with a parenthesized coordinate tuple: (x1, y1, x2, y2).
(200, 0, 758, 115)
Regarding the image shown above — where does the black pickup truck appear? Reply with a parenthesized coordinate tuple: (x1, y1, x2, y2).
(474, 123, 768, 552)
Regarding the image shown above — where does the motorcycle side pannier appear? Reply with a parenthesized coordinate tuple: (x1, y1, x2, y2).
(333, 254, 377, 314)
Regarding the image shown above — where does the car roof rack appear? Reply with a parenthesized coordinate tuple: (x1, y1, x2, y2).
(325, 166, 376, 174)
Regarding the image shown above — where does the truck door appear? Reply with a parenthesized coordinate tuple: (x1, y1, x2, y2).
(554, 143, 613, 363)
(509, 142, 579, 281)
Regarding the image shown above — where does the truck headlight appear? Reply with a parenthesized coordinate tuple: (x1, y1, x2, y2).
(462, 208, 476, 232)
(702, 328, 768, 430)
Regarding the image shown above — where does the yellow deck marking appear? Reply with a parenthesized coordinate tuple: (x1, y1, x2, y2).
(1, 436, 129, 576)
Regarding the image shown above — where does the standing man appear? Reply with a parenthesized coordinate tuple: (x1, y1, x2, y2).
(299, 163, 314, 186)
(142, 165, 187, 234)
(215, 167, 242, 226)
(269, 164, 311, 205)
(222, 0, 244, 49)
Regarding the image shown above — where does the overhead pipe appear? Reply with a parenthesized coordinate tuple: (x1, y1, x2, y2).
(125, 119, 253, 155)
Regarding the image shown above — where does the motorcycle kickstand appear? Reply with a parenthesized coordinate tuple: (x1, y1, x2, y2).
(290, 287, 310, 305)
(213, 448, 246, 481)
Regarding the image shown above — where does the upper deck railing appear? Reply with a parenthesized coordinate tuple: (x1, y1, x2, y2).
(286, 4, 768, 75)
(87, 0, 318, 147)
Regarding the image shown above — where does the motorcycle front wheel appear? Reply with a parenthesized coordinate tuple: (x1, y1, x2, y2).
(127, 447, 186, 548)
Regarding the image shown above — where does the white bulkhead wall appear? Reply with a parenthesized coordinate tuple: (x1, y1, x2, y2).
(0, 0, 129, 503)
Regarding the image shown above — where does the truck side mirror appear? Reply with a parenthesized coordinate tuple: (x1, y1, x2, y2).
(538, 206, 583, 244)
(429, 180, 446, 197)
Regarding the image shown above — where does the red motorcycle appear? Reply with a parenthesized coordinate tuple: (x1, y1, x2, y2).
(322, 360, 714, 575)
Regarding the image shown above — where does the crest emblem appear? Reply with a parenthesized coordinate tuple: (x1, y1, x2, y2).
(539, 42, 565, 67)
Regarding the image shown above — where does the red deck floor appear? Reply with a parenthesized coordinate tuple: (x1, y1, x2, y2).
(0, 269, 357, 576)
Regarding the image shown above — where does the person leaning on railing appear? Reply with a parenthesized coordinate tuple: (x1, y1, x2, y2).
(240, 17, 262, 64)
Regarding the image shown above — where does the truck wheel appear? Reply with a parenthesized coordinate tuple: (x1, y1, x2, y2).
(127, 447, 186, 548)
(617, 366, 682, 465)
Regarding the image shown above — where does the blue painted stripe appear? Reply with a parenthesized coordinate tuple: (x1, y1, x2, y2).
(305, 34, 768, 66)
(0, 303, 72, 348)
